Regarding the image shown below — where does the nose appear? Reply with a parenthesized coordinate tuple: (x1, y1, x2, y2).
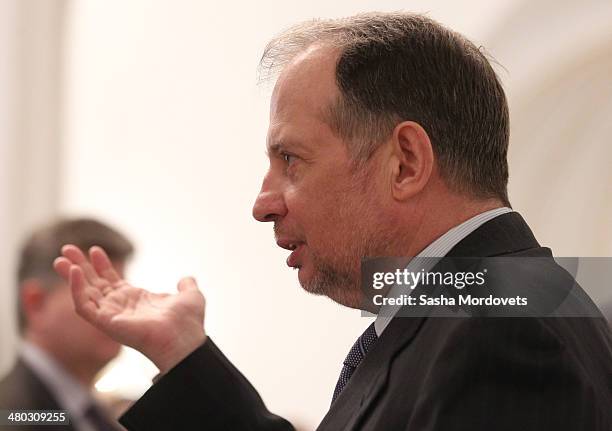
(252, 173, 288, 222)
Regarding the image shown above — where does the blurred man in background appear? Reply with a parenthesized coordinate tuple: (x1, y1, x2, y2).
(0, 218, 133, 431)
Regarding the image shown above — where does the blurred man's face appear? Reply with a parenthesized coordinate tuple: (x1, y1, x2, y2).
(252, 46, 400, 308)
(29, 262, 126, 373)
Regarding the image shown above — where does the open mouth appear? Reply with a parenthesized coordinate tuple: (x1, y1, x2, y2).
(276, 239, 305, 268)
(286, 243, 305, 268)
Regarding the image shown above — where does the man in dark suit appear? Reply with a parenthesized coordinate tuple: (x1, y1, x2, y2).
(53, 12, 612, 430)
(0, 218, 133, 431)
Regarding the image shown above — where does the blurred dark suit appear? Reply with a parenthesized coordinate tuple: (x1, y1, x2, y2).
(0, 346, 124, 431)
(0, 358, 76, 431)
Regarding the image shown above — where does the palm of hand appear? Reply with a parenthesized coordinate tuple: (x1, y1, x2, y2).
(54, 245, 206, 372)
(95, 281, 204, 352)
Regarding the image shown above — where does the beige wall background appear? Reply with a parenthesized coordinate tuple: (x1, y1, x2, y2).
(1, 0, 610, 428)
(0, 0, 65, 391)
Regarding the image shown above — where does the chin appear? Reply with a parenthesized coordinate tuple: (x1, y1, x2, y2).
(296, 266, 309, 287)
(300, 281, 328, 297)
(296, 265, 324, 295)
(304, 271, 364, 309)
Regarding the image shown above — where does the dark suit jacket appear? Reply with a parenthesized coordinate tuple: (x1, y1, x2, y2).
(0, 358, 77, 431)
(120, 213, 612, 430)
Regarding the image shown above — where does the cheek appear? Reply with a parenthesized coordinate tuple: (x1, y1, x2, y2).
(303, 195, 364, 257)
(64, 316, 121, 357)
(41, 290, 77, 327)
(50, 304, 89, 339)
(288, 189, 340, 239)
(46, 292, 111, 339)
(285, 165, 383, 253)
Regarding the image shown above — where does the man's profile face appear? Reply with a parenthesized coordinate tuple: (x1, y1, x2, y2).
(252, 45, 399, 308)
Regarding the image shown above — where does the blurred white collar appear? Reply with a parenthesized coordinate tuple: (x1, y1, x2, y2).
(20, 341, 93, 419)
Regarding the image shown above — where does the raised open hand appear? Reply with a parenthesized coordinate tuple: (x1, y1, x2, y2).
(54, 245, 206, 373)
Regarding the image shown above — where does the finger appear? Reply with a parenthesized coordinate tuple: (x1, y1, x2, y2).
(53, 257, 72, 281)
(62, 244, 99, 285)
(69, 265, 99, 320)
(177, 277, 199, 293)
(58, 258, 102, 301)
(89, 246, 121, 283)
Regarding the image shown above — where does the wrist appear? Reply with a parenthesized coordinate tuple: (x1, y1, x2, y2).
(152, 329, 207, 374)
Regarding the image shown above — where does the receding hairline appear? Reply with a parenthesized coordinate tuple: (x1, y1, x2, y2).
(258, 15, 365, 84)
(270, 42, 343, 118)
(258, 12, 444, 84)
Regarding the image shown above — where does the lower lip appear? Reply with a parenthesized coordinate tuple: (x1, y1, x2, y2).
(287, 244, 304, 268)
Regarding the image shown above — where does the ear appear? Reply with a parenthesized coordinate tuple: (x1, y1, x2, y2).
(20, 279, 48, 326)
(389, 121, 434, 201)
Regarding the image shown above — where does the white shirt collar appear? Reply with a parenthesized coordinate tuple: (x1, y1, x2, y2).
(20, 341, 94, 419)
(374, 207, 513, 335)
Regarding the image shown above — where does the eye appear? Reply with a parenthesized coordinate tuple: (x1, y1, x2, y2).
(281, 153, 297, 165)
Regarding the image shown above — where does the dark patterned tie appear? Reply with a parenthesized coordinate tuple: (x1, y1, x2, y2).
(332, 322, 379, 404)
(84, 403, 124, 431)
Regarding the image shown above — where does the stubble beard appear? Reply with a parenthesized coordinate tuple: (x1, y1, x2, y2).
(302, 200, 401, 309)
(297, 159, 404, 309)
(302, 243, 364, 308)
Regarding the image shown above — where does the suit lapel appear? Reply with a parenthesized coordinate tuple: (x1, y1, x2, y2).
(318, 315, 426, 430)
(15, 359, 78, 430)
(11, 359, 65, 409)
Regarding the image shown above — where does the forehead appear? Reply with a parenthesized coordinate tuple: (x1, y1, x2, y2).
(267, 45, 341, 151)
(271, 44, 339, 110)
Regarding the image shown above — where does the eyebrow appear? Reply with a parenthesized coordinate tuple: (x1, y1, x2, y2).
(266, 141, 284, 156)
(266, 139, 308, 157)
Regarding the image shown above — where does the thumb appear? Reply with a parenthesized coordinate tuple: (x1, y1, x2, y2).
(177, 276, 199, 293)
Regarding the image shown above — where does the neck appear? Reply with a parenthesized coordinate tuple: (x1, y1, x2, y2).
(24, 332, 99, 387)
(396, 193, 505, 259)
(356, 195, 505, 313)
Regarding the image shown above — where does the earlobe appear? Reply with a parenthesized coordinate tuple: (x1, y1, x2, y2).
(391, 121, 434, 201)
